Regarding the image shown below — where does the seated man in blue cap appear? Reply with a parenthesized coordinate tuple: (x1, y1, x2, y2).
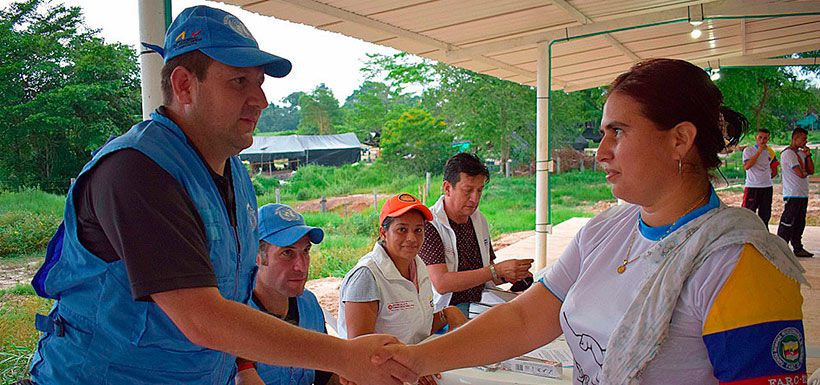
(25, 5, 415, 385)
(235, 204, 340, 385)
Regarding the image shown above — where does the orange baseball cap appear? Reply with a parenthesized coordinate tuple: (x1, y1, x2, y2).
(379, 193, 433, 225)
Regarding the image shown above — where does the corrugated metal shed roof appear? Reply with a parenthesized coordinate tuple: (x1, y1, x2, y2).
(241, 132, 362, 158)
(220, 0, 820, 90)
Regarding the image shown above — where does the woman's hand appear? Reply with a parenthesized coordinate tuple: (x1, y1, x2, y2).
(339, 334, 418, 385)
(442, 306, 468, 330)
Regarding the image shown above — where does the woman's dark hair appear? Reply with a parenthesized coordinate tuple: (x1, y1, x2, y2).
(381, 216, 396, 233)
(607, 58, 747, 170)
(443, 152, 490, 186)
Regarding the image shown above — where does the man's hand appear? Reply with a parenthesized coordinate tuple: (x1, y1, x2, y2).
(494, 259, 533, 283)
(371, 343, 426, 380)
(339, 334, 418, 385)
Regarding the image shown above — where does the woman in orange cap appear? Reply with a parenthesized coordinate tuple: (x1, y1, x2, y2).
(337, 193, 468, 385)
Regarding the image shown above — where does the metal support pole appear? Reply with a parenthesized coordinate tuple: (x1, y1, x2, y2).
(275, 188, 281, 204)
(425, 172, 431, 203)
(138, 0, 168, 119)
(535, 43, 550, 271)
(506, 159, 512, 178)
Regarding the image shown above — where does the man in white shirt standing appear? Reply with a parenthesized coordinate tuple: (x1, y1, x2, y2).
(777, 127, 815, 258)
(742, 128, 779, 224)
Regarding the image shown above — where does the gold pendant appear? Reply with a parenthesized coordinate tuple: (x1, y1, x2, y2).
(617, 264, 626, 274)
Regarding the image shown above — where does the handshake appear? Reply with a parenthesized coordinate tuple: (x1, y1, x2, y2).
(336, 334, 430, 385)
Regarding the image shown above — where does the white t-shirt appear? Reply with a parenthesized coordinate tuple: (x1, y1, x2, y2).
(543, 205, 739, 384)
(743, 145, 773, 188)
(781, 148, 809, 198)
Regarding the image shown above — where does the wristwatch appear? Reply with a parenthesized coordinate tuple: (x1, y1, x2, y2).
(489, 263, 499, 282)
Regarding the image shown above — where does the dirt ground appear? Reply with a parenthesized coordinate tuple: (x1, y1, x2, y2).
(293, 193, 391, 215)
(718, 184, 820, 225)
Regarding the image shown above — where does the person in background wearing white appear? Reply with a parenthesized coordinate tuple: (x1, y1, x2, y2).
(418, 153, 533, 317)
(777, 127, 815, 258)
(742, 128, 779, 224)
(338, 193, 468, 385)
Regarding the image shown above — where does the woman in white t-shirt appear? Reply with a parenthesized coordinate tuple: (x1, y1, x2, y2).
(370, 59, 808, 385)
(338, 193, 467, 385)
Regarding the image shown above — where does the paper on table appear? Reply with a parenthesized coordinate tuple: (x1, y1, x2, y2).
(524, 340, 574, 367)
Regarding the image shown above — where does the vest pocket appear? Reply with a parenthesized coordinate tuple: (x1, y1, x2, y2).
(133, 305, 208, 354)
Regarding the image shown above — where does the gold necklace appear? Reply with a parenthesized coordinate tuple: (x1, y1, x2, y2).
(616, 191, 711, 274)
(617, 225, 639, 274)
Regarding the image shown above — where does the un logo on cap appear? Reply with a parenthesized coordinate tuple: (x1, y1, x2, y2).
(276, 206, 301, 222)
(223, 14, 255, 41)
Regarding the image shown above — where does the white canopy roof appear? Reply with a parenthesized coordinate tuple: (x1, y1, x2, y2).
(219, 0, 820, 91)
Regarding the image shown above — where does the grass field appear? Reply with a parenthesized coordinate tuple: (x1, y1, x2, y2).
(0, 165, 613, 382)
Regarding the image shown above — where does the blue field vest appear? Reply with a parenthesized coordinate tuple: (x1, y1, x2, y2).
(29, 111, 259, 385)
(249, 290, 325, 385)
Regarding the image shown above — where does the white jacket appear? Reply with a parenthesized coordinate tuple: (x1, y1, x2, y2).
(428, 195, 493, 311)
(337, 243, 435, 344)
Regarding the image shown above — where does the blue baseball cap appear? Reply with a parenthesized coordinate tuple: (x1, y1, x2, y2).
(142, 5, 292, 78)
(258, 204, 324, 247)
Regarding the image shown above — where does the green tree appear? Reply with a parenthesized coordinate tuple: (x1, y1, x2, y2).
(381, 108, 453, 174)
(0, 0, 141, 193)
(298, 84, 341, 135)
(549, 87, 605, 149)
(362, 52, 605, 173)
(364, 53, 533, 173)
(256, 93, 301, 133)
(341, 80, 414, 143)
(717, 67, 818, 143)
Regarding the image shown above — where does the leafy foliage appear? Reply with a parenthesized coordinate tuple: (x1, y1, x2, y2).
(0, 189, 64, 258)
(0, 0, 141, 193)
(361, 52, 607, 172)
(718, 67, 818, 143)
(380, 108, 454, 175)
(0, 292, 51, 384)
(340, 81, 414, 143)
(298, 84, 342, 135)
(256, 92, 301, 133)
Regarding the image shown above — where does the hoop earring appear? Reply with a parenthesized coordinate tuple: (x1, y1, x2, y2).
(678, 160, 683, 176)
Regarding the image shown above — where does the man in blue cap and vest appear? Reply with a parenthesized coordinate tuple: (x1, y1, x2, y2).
(235, 203, 340, 385)
(25, 5, 416, 385)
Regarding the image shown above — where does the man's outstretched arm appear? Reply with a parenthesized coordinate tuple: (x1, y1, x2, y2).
(153, 287, 417, 385)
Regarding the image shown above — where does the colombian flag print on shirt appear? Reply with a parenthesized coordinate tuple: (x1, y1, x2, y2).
(702, 244, 807, 385)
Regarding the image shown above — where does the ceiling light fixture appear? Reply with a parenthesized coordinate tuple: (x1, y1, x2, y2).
(688, 4, 705, 39)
